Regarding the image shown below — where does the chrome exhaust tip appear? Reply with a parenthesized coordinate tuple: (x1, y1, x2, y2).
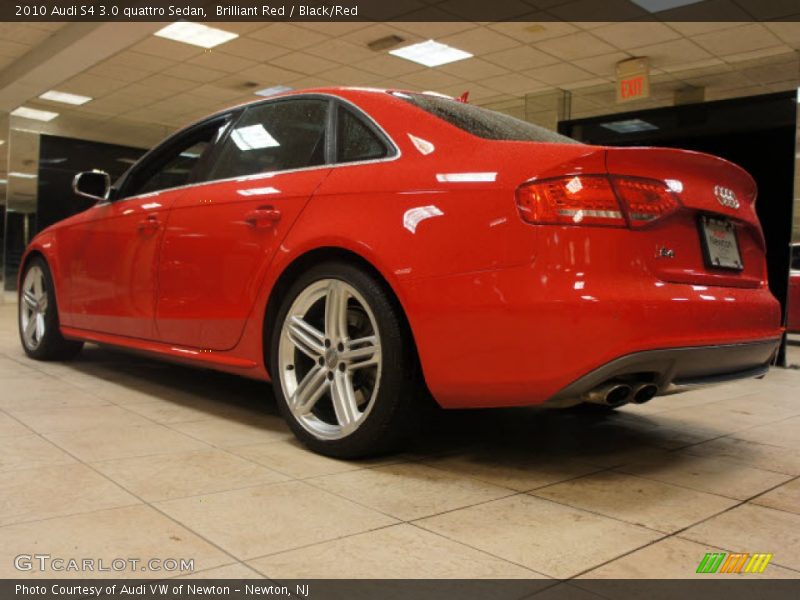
(583, 383, 632, 407)
(632, 383, 658, 404)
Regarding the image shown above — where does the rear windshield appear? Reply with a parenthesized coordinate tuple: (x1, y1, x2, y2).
(392, 92, 579, 144)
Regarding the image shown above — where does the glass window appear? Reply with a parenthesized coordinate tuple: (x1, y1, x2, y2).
(792, 245, 800, 271)
(337, 106, 388, 163)
(122, 120, 228, 198)
(392, 92, 579, 144)
(211, 99, 329, 180)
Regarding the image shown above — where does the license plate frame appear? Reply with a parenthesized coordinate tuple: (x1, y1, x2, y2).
(698, 215, 744, 271)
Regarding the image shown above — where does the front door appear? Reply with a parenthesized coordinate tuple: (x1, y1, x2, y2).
(156, 97, 332, 350)
(60, 116, 232, 340)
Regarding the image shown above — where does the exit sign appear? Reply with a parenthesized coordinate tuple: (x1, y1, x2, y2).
(616, 58, 650, 103)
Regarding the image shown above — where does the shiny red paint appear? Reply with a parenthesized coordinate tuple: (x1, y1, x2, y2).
(789, 244, 800, 334)
(21, 88, 784, 407)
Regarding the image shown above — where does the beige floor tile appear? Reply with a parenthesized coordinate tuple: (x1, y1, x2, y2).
(11, 405, 152, 434)
(0, 504, 233, 578)
(732, 417, 800, 450)
(123, 398, 263, 425)
(176, 563, 263, 579)
(249, 523, 541, 579)
(93, 449, 289, 501)
(619, 454, 791, 500)
(0, 463, 139, 526)
(0, 413, 33, 438)
(680, 437, 800, 476)
(422, 449, 601, 492)
(532, 471, 737, 533)
(230, 440, 399, 479)
(577, 536, 798, 579)
(416, 495, 660, 579)
(311, 463, 513, 520)
(681, 504, 800, 571)
(156, 481, 397, 559)
(0, 434, 76, 472)
(752, 479, 800, 515)
(0, 386, 111, 412)
(45, 424, 210, 462)
(171, 417, 292, 448)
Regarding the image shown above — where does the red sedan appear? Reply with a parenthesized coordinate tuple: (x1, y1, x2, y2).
(18, 88, 782, 457)
(789, 243, 800, 334)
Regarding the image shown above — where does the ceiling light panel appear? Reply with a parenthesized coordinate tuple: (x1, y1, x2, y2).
(254, 85, 293, 97)
(155, 22, 238, 49)
(11, 107, 59, 121)
(390, 40, 473, 67)
(39, 90, 92, 105)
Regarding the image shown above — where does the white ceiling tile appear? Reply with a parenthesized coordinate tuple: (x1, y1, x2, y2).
(723, 45, 794, 64)
(236, 63, 303, 86)
(487, 21, 580, 43)
(270, 52, 340, 75)
(86, 62, 152, 83)
(303, 39, 377, 65)
(439, 27, 520, 55)
(356, 54, 424, 78)
(131, 37, 204, 61)
(339, 23, 420, 47)
(217, 37, 289, 61)
(392, 22, 478, 39)
(692, 24, 782, 57)
(249, 24, 329, 50)
(523, 63, 596, 86)
(437, 57, 510, 80)
(161, 63, 228, 84)
(399, 69, 465, 92)
(104, 51, 176, 73)
(483, 45, 560, 71)
(187, 51, 258, 73)
(628, 39, 713, 70)
(481, 73, 550, 95)
(137, 74, 200, 93)
(765, 22, 800, 49)
(315, 66, 382, 87)
(534, 32, 617, 61)
(590, 22, 682, 50)
(572, 52, 631, 78)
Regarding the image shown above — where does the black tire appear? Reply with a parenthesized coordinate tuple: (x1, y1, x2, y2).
(18, 256, 84, 361)
(269, 261, 420, 458)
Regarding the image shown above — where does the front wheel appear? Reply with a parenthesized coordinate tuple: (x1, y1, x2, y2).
(19, 257, 83, 361)
(269, 262, 419, 458)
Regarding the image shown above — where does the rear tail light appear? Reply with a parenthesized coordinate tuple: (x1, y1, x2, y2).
(515, 175, 680, 229)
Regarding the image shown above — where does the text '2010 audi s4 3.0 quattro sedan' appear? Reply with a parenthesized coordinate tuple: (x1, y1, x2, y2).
(19, 88, 783, 457)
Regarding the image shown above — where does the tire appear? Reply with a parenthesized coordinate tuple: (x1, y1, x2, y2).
(18, 257, 83, 361)
(269, 261, 419, 458)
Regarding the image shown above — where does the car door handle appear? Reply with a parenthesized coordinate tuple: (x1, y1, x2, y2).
(244, 207, 282, 228)
(137, 215, 160, 233)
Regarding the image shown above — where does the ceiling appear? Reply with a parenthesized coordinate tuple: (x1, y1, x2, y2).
(0, 20, 799, 150)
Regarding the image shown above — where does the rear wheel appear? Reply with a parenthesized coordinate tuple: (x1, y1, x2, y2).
(270, 262, 419, 458)
(19, 257, 83, 361)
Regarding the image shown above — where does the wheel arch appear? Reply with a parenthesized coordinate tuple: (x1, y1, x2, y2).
(262, 246, 424, 383)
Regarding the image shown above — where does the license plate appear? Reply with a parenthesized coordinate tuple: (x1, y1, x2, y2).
(699, 215, 743, 271)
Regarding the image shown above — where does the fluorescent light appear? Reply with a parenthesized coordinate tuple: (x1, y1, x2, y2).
(436, 172, 496, 183)
(155, 22, 238, 49)
(0, 179, 7, 184)
(230, 125, 279, 151)
(11, 106, 58, 121)
(600, 119, 658, 134)
(39, 90, 92, 105)
(390, 40, 472, 67)
(254, 85, 293, 97)
(9, 172, 36, 179)
(630, 0, 702, 12)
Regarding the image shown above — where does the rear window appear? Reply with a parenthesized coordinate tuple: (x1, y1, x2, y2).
(392, 92, 579, 144)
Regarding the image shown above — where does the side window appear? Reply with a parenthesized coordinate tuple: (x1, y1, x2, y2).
(211, 99, 329, 180)
(121, 119, 229, 198)
(336, 106, 389, 163)
(792, 246, 800, 271)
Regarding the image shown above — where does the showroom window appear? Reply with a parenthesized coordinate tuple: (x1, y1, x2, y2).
(121, 119, 230, 198)
(392, 92, 579, 144)
(210, 98, 329, 179)
(336, 106, 390, 163)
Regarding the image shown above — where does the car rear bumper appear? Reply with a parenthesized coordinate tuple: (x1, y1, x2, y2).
(403, 262, 783, 409)
(542, 339, 779, 408)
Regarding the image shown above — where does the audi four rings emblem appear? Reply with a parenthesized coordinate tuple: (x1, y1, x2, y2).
(714, 185, 739, 209)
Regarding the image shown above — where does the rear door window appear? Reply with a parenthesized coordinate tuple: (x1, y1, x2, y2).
(336, 105, 391, 163)
(210, 98, 329, 180)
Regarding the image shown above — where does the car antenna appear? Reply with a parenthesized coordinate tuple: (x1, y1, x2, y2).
(457, 91, 470, 103)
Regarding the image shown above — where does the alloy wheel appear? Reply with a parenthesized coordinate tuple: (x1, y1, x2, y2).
(278, 278, 382, 440)
(20, 265, 48, 351)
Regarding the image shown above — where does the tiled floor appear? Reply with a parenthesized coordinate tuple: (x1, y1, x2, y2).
(1, 301, 799, 580)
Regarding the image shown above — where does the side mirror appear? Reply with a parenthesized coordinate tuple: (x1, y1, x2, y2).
(72, 170, 111, 201)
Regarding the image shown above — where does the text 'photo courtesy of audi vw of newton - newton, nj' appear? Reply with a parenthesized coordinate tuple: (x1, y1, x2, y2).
(18, 87, 782, 458)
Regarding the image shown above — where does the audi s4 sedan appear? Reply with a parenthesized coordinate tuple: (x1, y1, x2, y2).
(19, 87, 782, 457)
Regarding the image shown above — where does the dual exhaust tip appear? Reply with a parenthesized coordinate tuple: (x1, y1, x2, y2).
(583, 382, 658, 407)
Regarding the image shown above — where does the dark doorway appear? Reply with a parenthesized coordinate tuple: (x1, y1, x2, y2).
(560, 92, 797, 365)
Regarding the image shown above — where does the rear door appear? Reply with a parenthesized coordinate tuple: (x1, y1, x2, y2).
(155, 96, 332, 350)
